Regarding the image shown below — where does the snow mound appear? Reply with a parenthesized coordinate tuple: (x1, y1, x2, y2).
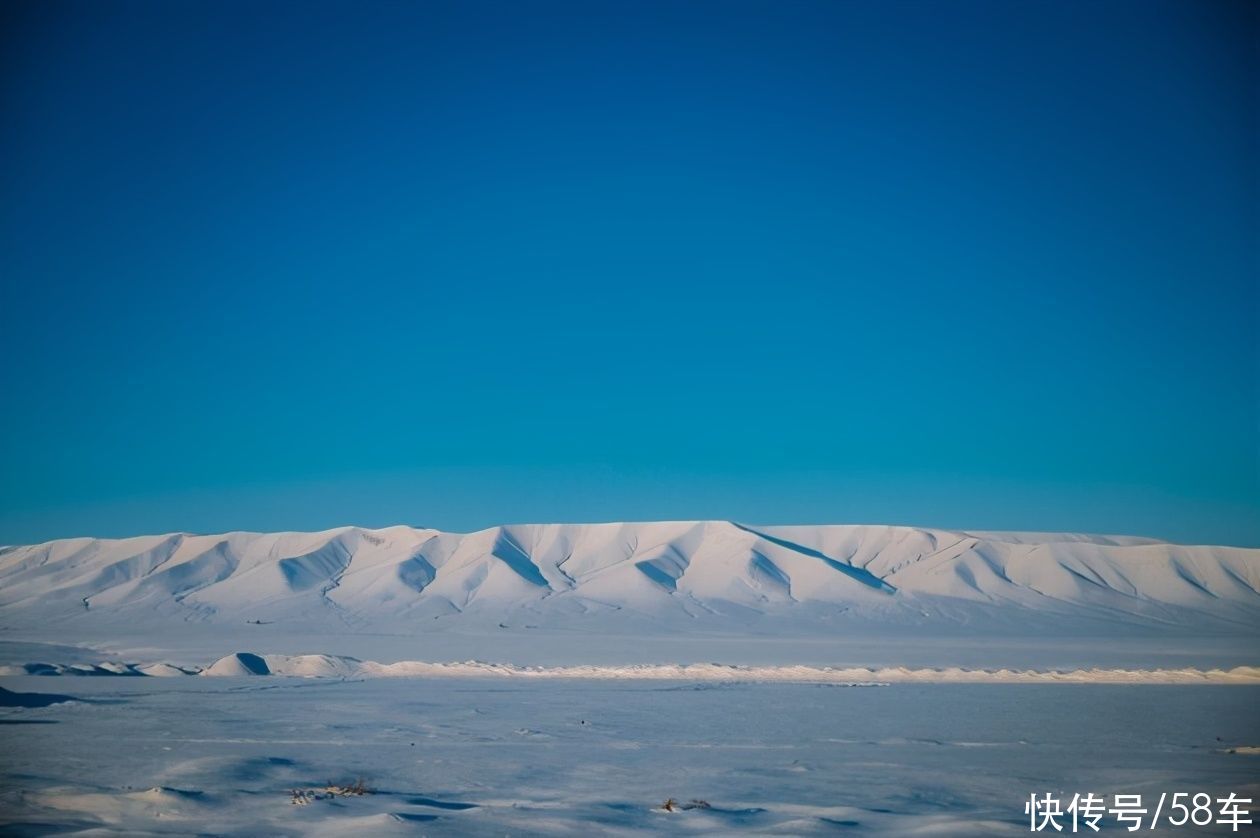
(253, 653, 363, 678)
(199, 652, 362, 678)
(201, 652, 270, 676)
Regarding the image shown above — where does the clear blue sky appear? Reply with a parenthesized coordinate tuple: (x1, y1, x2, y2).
(2, 0, 1256, 546)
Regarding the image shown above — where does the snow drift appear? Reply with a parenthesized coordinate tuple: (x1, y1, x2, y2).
(6, 652, 1258, 684)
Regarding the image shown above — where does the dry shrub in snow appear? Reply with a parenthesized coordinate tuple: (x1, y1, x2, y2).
(290, 779, 372, 804)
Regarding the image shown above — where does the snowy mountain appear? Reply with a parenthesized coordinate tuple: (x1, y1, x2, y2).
(2, 522, 1257, 636)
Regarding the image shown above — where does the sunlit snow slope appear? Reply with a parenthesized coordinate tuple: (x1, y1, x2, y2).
(1, 522, 1257, 634)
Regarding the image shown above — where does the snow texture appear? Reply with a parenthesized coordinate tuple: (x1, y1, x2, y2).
(2, 522, 1256, 637)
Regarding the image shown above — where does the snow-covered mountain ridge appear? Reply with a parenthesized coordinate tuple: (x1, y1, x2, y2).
(1, 521, 1257, 633)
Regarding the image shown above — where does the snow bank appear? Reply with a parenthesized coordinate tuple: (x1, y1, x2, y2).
(8, 652, 1259, 684)
(355, 660, 1260, 684)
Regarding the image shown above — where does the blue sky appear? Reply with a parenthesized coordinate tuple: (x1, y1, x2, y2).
(1, 0, 1256, 545)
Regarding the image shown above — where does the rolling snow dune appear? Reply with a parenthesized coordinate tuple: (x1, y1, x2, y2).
(0, 521, 1257, 635)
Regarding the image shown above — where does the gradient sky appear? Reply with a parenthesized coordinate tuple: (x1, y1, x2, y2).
(1, 0, 1257, 546)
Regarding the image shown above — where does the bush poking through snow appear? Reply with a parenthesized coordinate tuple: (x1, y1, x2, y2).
(660, 798, 710, 812)
(290, 779, 371, 805)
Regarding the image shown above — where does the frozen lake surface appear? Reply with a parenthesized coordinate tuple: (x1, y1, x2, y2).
(2, 676, 1257, 835)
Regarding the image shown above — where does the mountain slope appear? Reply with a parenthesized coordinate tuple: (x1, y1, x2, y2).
(1, 522, 1257, 634)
